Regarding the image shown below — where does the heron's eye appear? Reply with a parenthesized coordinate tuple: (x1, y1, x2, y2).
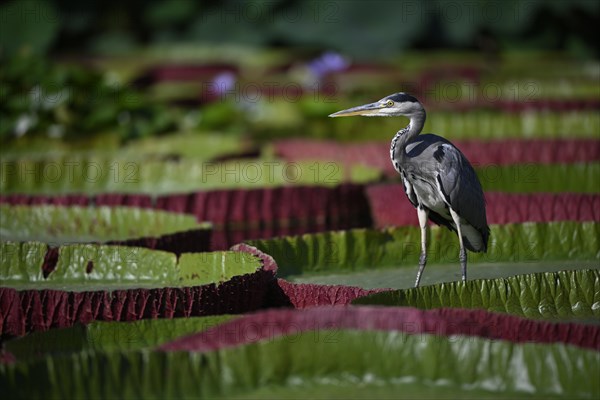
(386, 100, 394, 107)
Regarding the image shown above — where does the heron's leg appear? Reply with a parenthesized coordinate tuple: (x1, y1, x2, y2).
(415, 206, 429, 287)
(449, 208, 467, 282)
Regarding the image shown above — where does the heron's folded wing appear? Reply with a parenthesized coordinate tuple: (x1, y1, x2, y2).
(435, 144, 489, 234)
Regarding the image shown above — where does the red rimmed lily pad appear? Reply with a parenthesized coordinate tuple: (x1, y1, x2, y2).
(0, 184, 374, 250)
(160, 306, 600, 353)
(0, 243, 271, 338)
(275, 138, 600, 175)
(367, 188, 600, 228)
(1, 325, 597, 399)
(0, 205, 211, 255)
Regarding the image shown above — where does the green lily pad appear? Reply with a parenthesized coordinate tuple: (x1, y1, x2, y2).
(1, 330, 597, 399)
(0, 205, 206, 244)
(0, 157, 381, 195)
(293, 261, 599, 290)
(245, 222, 599, 291)
(353, 269, 600, 321)
(323, 110, 600, 141)
(247, 222, 599, 277)
(0, 241, 48, 283)
(4, 316, 235, 361)
(119, 132, 250, 160)
(0, 132, 248, 161)
(1, 157, 593, 195)
(477, 163, 600, 193)
(0, 241, 262, 291)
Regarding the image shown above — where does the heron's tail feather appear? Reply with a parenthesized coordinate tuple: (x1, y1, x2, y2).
(461, 223, 489, 252)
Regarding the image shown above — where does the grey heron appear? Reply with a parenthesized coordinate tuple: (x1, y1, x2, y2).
(330, 93, 490, 287)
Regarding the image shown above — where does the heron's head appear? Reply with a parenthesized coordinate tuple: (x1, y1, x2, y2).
(329, 92, 424, 118)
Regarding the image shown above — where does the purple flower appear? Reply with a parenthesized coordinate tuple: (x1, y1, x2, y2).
(206, 72, 236, 98)
(307, 52, 350, 79)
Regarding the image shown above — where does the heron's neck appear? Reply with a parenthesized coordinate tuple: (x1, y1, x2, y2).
(390, 111, 426, 160)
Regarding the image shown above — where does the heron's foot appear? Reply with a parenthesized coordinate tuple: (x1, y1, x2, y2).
(459, 248, 467, 282)
(415, 252, 427, 287)
(414, 272, 422, 288)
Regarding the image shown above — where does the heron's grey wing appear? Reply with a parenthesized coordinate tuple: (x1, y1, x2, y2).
(401, 170, 419, 208)
(434, 143, 490, 243)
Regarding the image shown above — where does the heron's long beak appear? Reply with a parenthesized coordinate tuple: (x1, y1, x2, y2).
(328, 102, 384, 117)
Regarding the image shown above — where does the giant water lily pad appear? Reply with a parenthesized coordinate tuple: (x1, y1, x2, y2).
(244, 222, 600, 290)
(5, 305, 597, 399)
(0, 157, 381, 195)
(292, 261, 599, 290)
(353, 269, 600, 322)
(0, 205, 207, 244)
(325, 109, 600, 141)
(0, 242, 261, 291)
(0, 132, 249, 161)
(0, 184, 374, 251)
(246, 222, 599, 284)
(119, 132, 251, 160)
(1, 330, 597, 399)
(0, 242, 270, 337)
(477, 163, 599, 193)
(4, 315, 235, 361)
(367, 189, 600, 228)
(274, 139, 600, 177)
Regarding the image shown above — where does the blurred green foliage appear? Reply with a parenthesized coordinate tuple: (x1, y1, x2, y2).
(0, 53, 180, 141)
(0, 1, 59, 56)
(1, 0, 598, 59)
(0, 1, 598, 147)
